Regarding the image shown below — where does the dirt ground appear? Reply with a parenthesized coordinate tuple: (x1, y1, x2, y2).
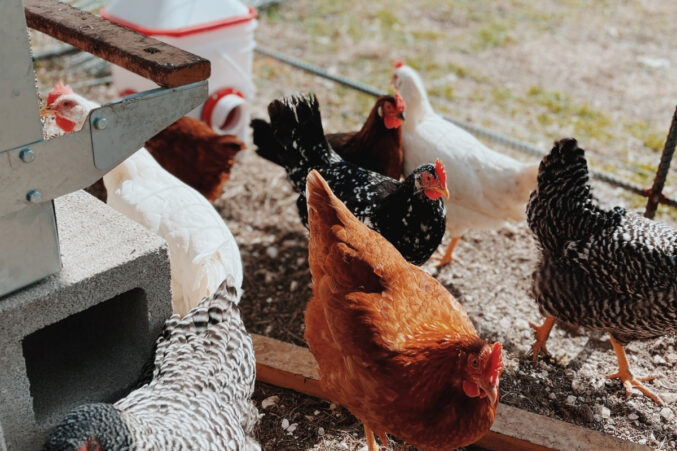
(30, 0, 677, 449)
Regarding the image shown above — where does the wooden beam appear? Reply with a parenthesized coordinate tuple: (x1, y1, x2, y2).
(252, 334, 649, 451)
(24, 0, 210, 88)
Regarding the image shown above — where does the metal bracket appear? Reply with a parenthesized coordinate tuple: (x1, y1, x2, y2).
(0, 80, 208, 217)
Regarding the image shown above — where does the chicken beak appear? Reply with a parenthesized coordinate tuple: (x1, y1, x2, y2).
(479, 381, 499, 406)
(396, 111, 405, 121)
(440, 186, 450, 199)
(41, 107, 55, 118)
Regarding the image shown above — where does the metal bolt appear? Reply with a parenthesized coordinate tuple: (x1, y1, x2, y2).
(93, 117, 108, 130)
(19, 148, 35, 163)
(26, 189, 42, 203)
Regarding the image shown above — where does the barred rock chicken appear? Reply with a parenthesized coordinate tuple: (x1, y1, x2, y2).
(326, 94, 405, 179)
(528, 138, 677, 405)
(251, 93, 449, 265)
(144, 116, 244, 202)
(44, 86, 243, 317)
(392, 62, 538, 266)
(43, 277, 260, 451)
(304, 170, 503, 451)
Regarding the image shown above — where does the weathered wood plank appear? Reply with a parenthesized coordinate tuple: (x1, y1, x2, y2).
(24, 0, 210, 87)
(251, 334, 649, 451)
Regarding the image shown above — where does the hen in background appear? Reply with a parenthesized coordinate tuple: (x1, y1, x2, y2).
(252, 93, 448, 266)
(304, 170, 503, 451)
(43, 277, 260, 451)
(528, 138, 677, 405)
(326, 94, 405, 179)
(144, 116, 244, 202)
(43, 85, 243, 317)
(393, 62, 538, 266)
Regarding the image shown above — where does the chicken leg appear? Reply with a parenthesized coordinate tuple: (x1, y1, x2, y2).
(364, 425, 379, 451)
(606, 336, 664, 405)
(435, 236, 461, 267)
(529, 316, 556, 362)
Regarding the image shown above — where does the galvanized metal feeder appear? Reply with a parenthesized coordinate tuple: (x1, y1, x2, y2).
(0, 0, 210, 297)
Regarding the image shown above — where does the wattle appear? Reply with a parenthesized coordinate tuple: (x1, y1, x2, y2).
(384, 115, 402, 130)
(56, 116, 76, 133)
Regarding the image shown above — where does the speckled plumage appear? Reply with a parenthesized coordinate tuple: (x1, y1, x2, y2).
(252, 94, 446, 265)
(43, 278, 260, 451)
(527, 138, 677, 344)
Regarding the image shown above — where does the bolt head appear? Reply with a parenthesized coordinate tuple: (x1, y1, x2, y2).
(19, 148, 35, 163)
(26, 189, 42, 203)
(93, 117, 108, 130)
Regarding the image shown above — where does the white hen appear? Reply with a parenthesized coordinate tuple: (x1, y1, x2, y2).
(392, 63, 538, 266)
(45, 85, 243, 316)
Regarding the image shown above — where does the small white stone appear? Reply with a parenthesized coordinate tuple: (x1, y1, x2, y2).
(261, 395, 279, 409)
(281, 418, 290, 429)
(329, 403, 337, 410)
(287, 423, 298, 433)
(266, 246, 279, 259)
(660, 407, 675, 422)
(566, 395, 577, 406)
(595, 405, 611, 419)
(290, 280, 298, 292)
(549, 392, 556, 400)
(653, 355, 667, 365)
(266, 297, 273, 304)
(571, 379, 585, 394)
(628, 413, 639, 420)
(314, 410, 320, 415)
(318, 427, 325, 436)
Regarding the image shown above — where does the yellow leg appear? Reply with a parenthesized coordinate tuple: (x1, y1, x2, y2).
(606, 336, 664, 405)
(364, 425, 379, 451)
(529, 316, 556, 362)
(435, 236, 461, 267)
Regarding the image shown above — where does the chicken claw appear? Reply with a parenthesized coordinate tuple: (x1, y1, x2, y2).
(529, 316, 556, 362)
(435, 236, 461, 267)
(607, 337, 664, 405)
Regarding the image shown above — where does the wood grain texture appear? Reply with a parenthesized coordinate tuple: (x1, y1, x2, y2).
(24, 0, 210, 87)
(251, 334, 649, 451)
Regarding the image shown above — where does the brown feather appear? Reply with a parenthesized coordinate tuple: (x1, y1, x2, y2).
(304, 171, 500, 450)
(144, 117, 244, 202)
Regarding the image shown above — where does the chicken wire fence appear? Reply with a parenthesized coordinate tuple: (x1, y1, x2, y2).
(253, 45, 677, 219)
(40, 0, 676, 217)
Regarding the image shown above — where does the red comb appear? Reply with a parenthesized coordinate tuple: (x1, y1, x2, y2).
(394, 60, 405, 69)
(434, 159, 446, 186)
(47, 81, 73, 107)
(487, 342, 503, 384)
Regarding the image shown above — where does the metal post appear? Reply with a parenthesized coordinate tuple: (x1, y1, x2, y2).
(644, 106, 677, 219)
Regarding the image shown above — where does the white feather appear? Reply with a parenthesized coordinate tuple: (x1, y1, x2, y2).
(394, 65, 538, 237)
(67, 93, 243, 316)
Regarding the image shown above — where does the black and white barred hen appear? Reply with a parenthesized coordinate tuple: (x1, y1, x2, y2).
(527, 138, 677, 405)
(43, 277, 260, 450)
(251, 93, 448, 265)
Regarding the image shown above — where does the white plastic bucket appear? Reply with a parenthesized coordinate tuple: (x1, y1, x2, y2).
(102, 0, 257, 141)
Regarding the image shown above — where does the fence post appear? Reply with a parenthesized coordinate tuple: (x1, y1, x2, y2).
(644, 106, 677, 219)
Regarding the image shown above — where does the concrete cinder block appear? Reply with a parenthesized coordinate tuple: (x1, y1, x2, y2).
(0, 191, 172, 451)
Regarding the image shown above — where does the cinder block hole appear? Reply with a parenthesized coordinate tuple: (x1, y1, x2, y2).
(22, 288, 152, 424)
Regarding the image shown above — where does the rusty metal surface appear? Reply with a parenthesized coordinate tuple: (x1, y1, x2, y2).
(24, 0, 210, 88)
(644, 106, 677, 219)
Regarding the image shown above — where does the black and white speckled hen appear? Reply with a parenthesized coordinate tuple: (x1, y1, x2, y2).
(527, 138, 677, 405)
(43, 278, 260, 451)
(251, 93, 448, 265)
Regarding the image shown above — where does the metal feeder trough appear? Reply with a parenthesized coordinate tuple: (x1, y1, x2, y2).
(0, 0, 211, 297)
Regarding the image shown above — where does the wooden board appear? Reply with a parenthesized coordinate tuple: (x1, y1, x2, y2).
(24, 0, 210, 88)
(252, 334, 649, 451)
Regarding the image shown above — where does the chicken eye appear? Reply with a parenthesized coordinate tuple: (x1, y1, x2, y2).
(471, 358, 478, 368)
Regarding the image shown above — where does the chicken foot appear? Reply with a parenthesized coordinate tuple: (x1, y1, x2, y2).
(606, 336, 664, 405)
(364, 425, 379, 451)
(529, 316, 556, 362)
(435, 236, 462, 267)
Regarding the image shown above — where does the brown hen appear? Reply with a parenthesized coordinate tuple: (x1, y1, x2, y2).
(326, 94, 405, 179)
(144, 116, 244, 202)
(304, 170, 503, 451)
